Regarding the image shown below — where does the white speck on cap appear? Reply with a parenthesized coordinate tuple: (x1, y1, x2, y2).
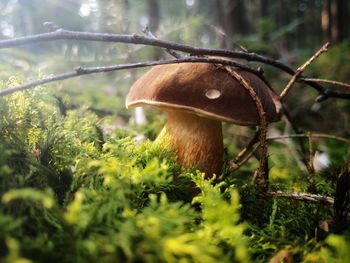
(205, 89, 221, 99)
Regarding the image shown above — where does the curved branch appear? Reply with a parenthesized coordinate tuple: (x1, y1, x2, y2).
(223, 66, 268, 192)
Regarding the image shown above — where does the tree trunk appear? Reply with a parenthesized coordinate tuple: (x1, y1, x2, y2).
(324, 0, 348, 44)
(147, 0, 161, 59)
(337, 0, 348, 41)
(321, 0, 331, 42)
(147, 0, 160, 32)
(259, 0, 269, 18)
(218, 0, 249, 50)
(330, 0, 339, 43)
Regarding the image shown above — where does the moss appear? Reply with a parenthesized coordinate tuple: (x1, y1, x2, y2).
(0, 82, 348, 262)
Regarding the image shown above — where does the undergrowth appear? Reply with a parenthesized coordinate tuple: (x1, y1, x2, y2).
(0, 82, 349, 262)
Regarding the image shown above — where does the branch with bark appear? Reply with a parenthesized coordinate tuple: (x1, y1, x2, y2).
(279, 42, 330, 100)
(264, 191, 334, 205)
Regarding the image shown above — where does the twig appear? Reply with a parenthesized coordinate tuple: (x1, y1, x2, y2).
(0, 57, 258, 97)
(229, 143, 260, 171)
(280, 42, 330, 100)
(1, 28, 350, 101)
(302, 78, 350, 90)
(223, 66, 268, 192)
(264, 191, 334, 206)
(233, 130, 260, 163)
(267, 133, 350, 144)
(224, 131, 260, 179)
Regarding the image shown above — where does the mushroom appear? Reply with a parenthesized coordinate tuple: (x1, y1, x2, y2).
(126, 63, 281, 175)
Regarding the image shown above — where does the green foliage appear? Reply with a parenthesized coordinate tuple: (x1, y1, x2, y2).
(193, 177, 249, 263)
(0, 86, 253, 262)
(245, 196, 330, 262)
(303, 235, 350, 263)
(0, 78, 348, 262)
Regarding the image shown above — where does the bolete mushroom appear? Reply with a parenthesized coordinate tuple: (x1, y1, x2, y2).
(126, 63, 281, 175)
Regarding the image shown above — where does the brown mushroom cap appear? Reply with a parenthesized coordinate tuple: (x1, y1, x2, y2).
(126, 63, 281, 125)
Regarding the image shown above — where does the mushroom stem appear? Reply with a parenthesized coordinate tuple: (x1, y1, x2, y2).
(155, 111, 224, 175)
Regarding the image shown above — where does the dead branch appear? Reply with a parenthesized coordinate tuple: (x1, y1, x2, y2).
(233, 130, 260, 163)
(1, 27, 350, 101)
(267, 133, 350, 144)
(229, 143, 260, 171)
(264, 191, 334, 206)
(280, 42, 330, 100)
(0, 57, 258, 97)
(303, 78, 350, 90)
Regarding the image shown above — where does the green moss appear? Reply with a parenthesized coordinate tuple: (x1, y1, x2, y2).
(0, 81, 348, 262)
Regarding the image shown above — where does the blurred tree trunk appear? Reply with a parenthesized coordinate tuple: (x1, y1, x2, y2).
(259, 0, 269, 17)
(322, 0, 348, 43)
(148, 0, 160, 32)
(277, 0, 293, 51)
(218, 0, 249, 50)
(321, 0, 331, 41)
(330, 0, 339, 42)
(296, 0, 307, 48)
(147, 0, 161, 59)
(337, 0, 348, 41)
(217, 0, 226, 48)
(122, 0, 131, 33)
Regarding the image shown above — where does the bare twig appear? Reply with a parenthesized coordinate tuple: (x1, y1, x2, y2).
(229, 143, 260, 171)
(233, 130, 260, 163)
(0, 57, 258, 97)
(1, 28, 350, 101)
(280, 42, 330, 100)
(302, 78, 350, 90)
(264, 191, 334, 206)
(267, 133, 350, 144)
